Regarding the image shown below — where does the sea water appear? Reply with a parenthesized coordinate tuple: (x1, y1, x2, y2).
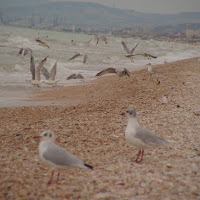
(1, 25, 200, 88)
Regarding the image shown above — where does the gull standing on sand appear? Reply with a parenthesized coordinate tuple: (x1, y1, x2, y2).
(122, 109, 169, 162)
(36, 130, 93, 185)
(42, 61, 59, 86)
(29, 54, 48, 87)
(96, 67, 131, 77)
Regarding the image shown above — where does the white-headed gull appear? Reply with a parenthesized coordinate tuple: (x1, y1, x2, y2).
(35, 130, 93, 185)
(122, 108, 169, 163)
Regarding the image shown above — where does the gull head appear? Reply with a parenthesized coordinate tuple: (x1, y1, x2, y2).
(122, 108, 137, 118)
(40, 130, 56, 142)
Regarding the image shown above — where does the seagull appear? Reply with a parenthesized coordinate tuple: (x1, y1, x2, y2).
(42, 61, 58, 86)
(122, 108, 169, 163)
(18, 48, 32, 56)
(35, 38, 50, 48)
(67, 73, 84, 80)
(68, 53, 88, 64)
(29, 55, 48, 87)
(135, 53, 157, 59)
(96, 67, 131, 77)
(88, 35, 108, 45)
(121, 41, 138, 62)
(35, 130, 93, 185)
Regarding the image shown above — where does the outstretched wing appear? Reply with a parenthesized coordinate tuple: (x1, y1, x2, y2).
(96, 68, 117, 76)
(67, 73, 76, 80)
(23, 48, 32, 56)
(49, 61, 57, 80)
(35, 56, 48, 81)
(30, 55, 35, 80)
(41, 66, 50, 80)
(143, 53, 157, 59)
(121, 41, 131, 54)
(18, 48, 23, 55)
(130, 42, 139, 54)
(82, 54, 88, 64)
(35, 38, 50, 48)
(69, 53, 82, 61)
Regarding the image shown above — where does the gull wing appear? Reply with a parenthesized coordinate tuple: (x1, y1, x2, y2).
(35, 56, 48, 81)
(96, 67, 117, 76)
(35, 38, 50, 48)
(23, 48, 32, 56)
(41, 66, 50, 80)
(82, 54, 88, 64)
(68, 53, 82, 61)
(18, 48, 23, 55)
(121, 41, 131, 54)
(49, 61, 57, 80)
(130, 42, 139, 54)
(143, 53, 157, 59)
(30, 55, 35, 80)
(43, 142, 85, 167)
(67, 73, 76, 80)
(100, 35, 108, 44)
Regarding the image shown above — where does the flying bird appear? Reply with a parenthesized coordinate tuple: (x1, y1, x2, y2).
(121, 41, 139, 62)
(88, 35, 108, 45)
(35, 38, 50, 48)
(29, 55, 48, 87)
(69, 53, 88, 64)
(35, 130, 93, 185)
(122, 108, 169, 163)
(135, 53, 157, 59)
(96, 67, 131, 77)
(18, 48, 32, 56)
(42, 60, 58, 86)
(67, 73, 84, 80)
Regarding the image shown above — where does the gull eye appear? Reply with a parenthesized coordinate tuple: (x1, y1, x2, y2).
(44, 133, 47, 137)
(49, 134, 52, 137)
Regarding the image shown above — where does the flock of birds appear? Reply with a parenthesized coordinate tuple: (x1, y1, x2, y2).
(35, 108, 169, 185)
(18, 35, 157, 86)
(17, 35, 169, 185)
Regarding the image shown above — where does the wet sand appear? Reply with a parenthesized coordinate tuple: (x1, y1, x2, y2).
(0, 57, 200, 199)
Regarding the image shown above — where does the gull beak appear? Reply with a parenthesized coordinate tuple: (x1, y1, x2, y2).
(121, 112, 126, 117)
(34, 136, 41, 140)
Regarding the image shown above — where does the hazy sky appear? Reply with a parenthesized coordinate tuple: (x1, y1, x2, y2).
(50, 0, 200, 14)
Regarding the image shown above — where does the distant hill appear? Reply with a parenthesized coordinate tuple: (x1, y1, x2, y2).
(1, 1, 200, 28)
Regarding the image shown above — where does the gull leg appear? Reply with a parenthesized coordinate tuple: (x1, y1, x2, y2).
(47, 170, 54, 185)
(135, 149, 144, 163)
(56, 171, 60, 184)
(135, 149, 141, 162)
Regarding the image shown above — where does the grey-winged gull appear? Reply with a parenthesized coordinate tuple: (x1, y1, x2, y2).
(122, 108, 169, 163)
(35, 130, 93, 185)
(96, 67, 131, 77)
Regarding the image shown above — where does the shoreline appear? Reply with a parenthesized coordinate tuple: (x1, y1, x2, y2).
(0, 57, 199, 107)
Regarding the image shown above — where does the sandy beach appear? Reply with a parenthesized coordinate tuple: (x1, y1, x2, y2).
(0, 57, 200, 199)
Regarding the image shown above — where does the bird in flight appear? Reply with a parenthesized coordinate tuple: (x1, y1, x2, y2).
(121, 41, 139, 62)
(96, 67, 131, 77)
(41, 60, 58, 86)
(35, 38, 50, 48)
(68, 53, 88, 64)
(29, 54, 48, 87)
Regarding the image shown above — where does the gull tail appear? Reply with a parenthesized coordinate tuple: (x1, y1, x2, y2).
(84, 163, 94, 170)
